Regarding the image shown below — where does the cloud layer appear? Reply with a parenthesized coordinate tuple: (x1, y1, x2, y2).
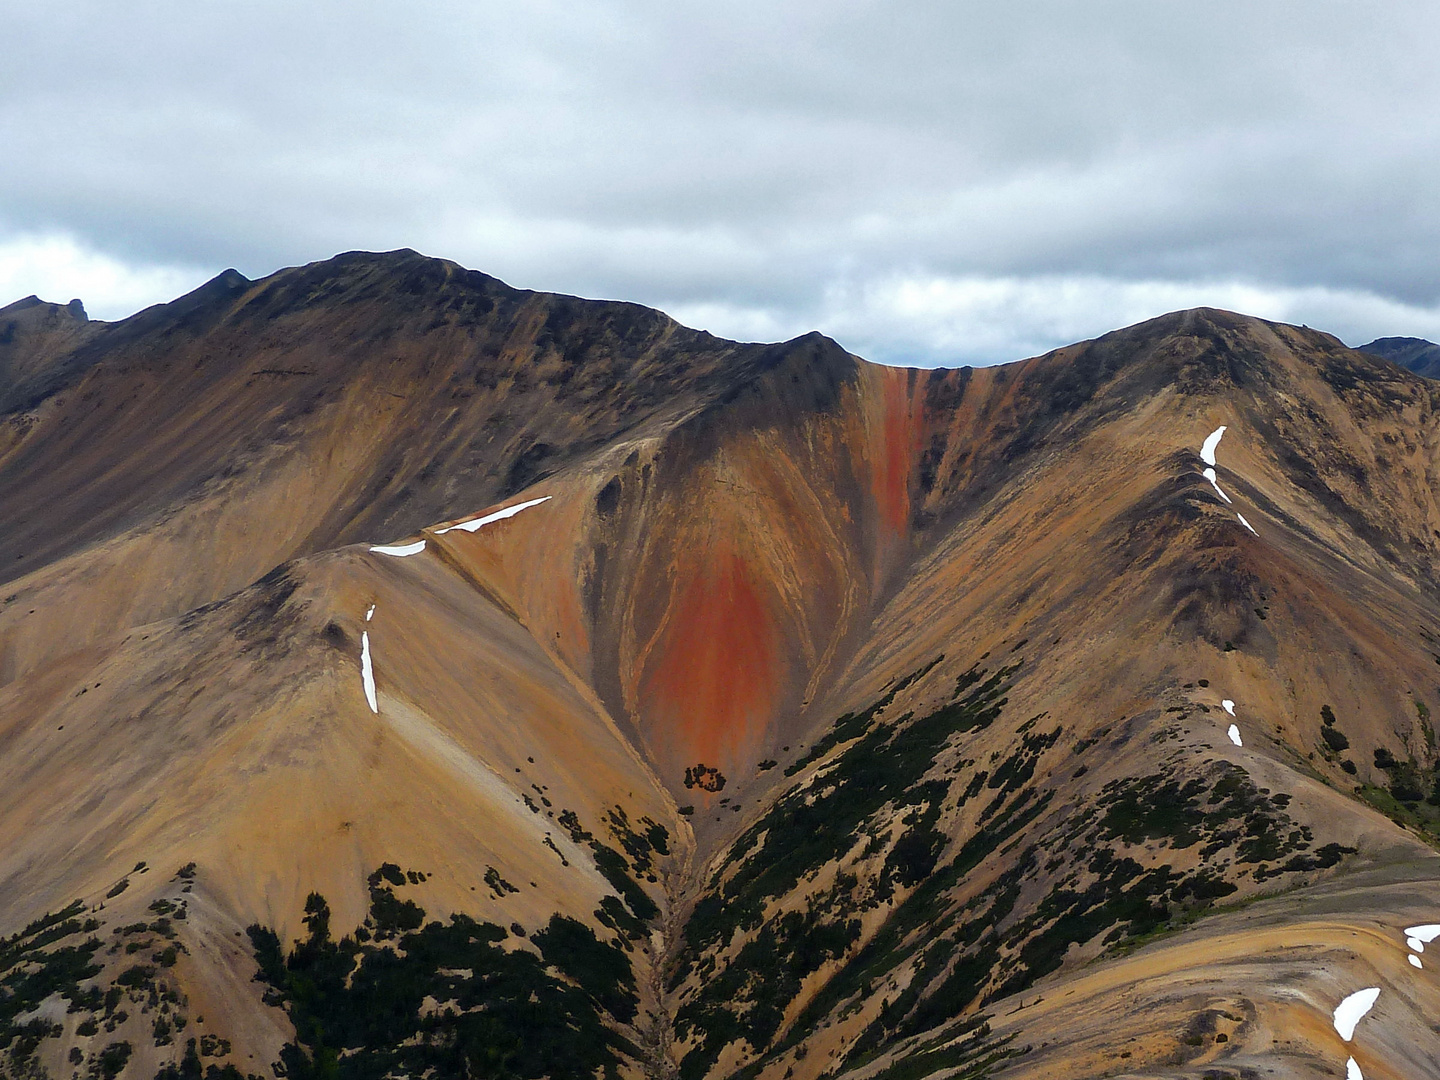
(4, 2, 1439, 363)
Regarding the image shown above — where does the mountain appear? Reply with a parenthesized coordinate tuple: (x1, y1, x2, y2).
(2, 251, 1438, 1080)
(1356, 335, 1440, 379)
(0, 294, 100, 407)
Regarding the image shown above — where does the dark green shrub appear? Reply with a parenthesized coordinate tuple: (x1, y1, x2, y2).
(96, 1040, 131, 1079)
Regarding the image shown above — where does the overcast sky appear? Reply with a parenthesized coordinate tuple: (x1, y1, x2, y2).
(4, 1, 1439, 366)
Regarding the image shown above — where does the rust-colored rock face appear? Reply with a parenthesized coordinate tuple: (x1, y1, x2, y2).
(3, 256, 1440, 1080)
(638, 540, 785, 781)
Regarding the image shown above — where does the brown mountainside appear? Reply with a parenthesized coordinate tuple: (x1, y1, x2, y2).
(1, 251, 1439, 1080)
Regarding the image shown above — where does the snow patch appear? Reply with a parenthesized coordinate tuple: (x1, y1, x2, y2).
(1404, 924, 1440, 944)
(1202, 467, 1232, 503)
(1333, 987, 1379, 1041)
(435, 495, 552, 534)
(1406, 936, 1425, 952)
(360, 631, 378, 714)
(1200, 425, 1227, 466)
(1236, 513, 1258, 535)
(1221, 699, 1236, 716)
(370, 540, 426, 557)
(366, 604, 375, 622)
(1346, 1056, 1363, 1080)
(1409, 954, 1423, 969)
(1227, 724, 1243, 747)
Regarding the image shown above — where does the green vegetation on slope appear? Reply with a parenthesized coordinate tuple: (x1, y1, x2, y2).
(246, 870, 641, 1080)
(671, 657, 1356, 1080)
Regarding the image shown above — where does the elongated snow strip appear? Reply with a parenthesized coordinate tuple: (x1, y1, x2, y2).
(1404, 923, 1440, 943)
(1203, 467, 1233, 503)
(1333, 988, 1379, 1041)
(1222, 699, 1236, 716)
(1347, 1056, 1363, 1080)
(360, 630, 378, 713)
(1200, 425, 1227, 466)
(1227, 724, 1243, 747)
(366, 604, 375, 622)
(1237, 513, 1258, 535)
(370, 539, 426, 557)
(434, 495, 552, 534)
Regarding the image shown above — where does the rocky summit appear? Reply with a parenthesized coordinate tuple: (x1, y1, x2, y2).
(2, 250, 1439, 1080)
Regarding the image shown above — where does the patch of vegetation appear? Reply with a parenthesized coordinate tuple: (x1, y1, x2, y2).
(0, 901, 104, 1071)
(683, 764, 726, 792)
(1356, 726, 1440, 840)
(865, 1018, 1022, 1080)
(673, 653, 1363, 1079)
(674, 659, 1026, 1079)
(556, 808, 661, 929)
(247, 874, 639, 1080)
(153, 1037, 262, 1080)
(96, 1039, 131, 1079)
(484, 866, 519, 898)
(365, 864, 424, 937)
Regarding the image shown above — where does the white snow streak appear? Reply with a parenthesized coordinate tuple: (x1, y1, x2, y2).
(360, 630, 378, 713)
(1346, 1056, 1363, 1080)
(1200, 425, 1227, 466)
(1333, 988, 1380, 1041)
(1409, 954, 1423, 969)
(1406, 935, 1425, 952)
(1221, 699, 1236, 716)
(366, 604, 375, 622)
(1404, 924, 1440, 943)
(434, 495, 552, 534)
(1227, 724, 1243, 747)
(1236, 513, 1258, 535)
(1202, 467, 1233, 503)
(370, 540, 426, 557)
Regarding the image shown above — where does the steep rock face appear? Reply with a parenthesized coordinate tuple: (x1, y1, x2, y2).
(2, 258, 1440, 1080)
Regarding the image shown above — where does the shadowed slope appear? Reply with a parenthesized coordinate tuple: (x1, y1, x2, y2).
(1358, 335, 1440, 380)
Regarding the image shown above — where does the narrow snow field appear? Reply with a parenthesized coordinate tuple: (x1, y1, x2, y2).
(1347, 1056, 1363, 1080)
(1237, 513, 1258, 535)
(360, 630, 378, 713)
(370, 540, 426, 557)
(1221, 699, 1236, 716)
(1200, 425, 1227, 466)
(1333, 988, 1380, 1041)
(435, 495, 551, 534)
(1404, 924, 1440, 944)
(1202, 467, 1233, 503)
(1227, 724, 1243, 746)
(366, 604, 375, 622)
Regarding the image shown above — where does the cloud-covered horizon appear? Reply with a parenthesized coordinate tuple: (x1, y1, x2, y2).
(5, 2, 1439, 365)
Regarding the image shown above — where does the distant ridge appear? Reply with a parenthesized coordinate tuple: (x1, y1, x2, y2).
(1357, 334, 1440, 379)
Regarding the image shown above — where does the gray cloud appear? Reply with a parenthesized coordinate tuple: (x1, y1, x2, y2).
(3, 1, 1439, 363)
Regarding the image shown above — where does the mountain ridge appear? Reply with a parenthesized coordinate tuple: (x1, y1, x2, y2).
(2, 252, 1439, 1080)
